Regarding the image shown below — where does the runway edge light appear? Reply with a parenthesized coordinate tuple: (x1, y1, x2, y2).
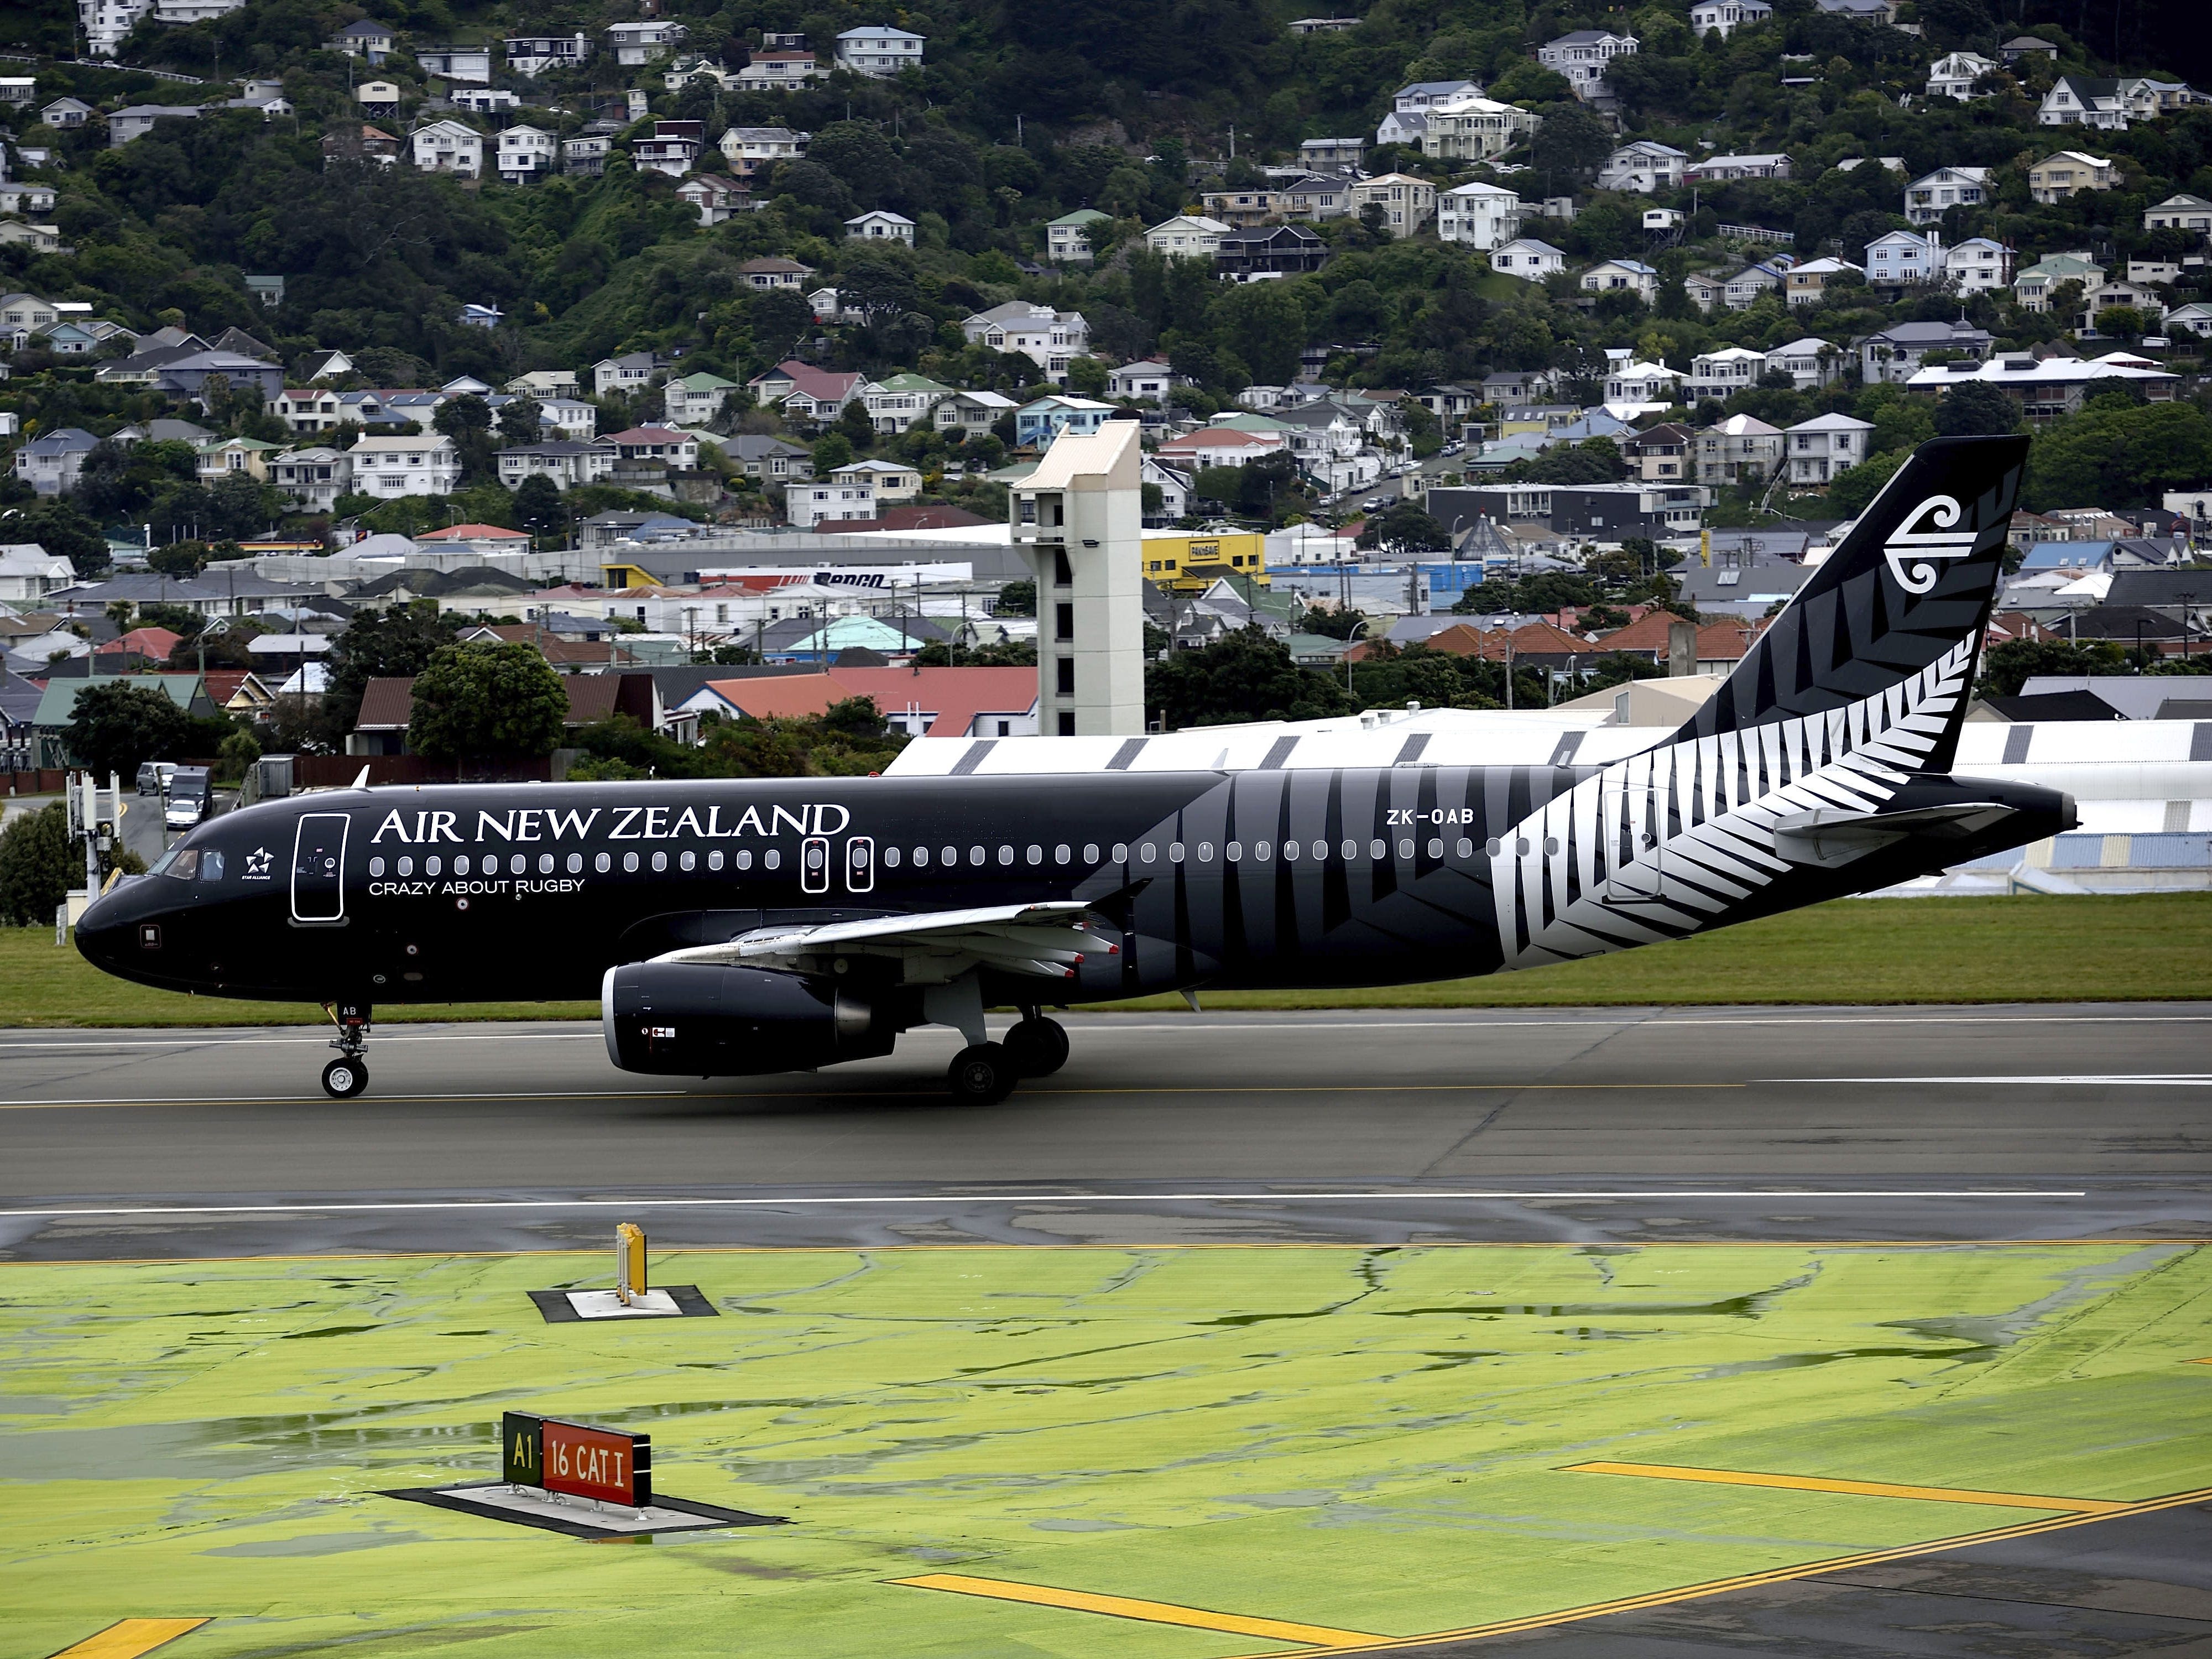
(617, 1222, 647, 1307)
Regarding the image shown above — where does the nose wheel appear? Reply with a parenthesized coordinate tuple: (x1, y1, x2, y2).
(320, 1000, 372, 1099)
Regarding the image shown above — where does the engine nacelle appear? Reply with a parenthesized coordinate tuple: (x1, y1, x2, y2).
(602, 962, 891, 1077)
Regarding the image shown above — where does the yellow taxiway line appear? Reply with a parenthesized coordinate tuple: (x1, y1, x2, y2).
(44, 1620, 209, 1659)
(894, 1573, 1383, 1646)
(1564, 1460, 2132, 1512)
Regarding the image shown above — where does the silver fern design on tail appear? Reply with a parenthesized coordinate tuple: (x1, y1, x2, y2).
(1491, 637, 1977, 969)
(1882, 494, 1979, 595)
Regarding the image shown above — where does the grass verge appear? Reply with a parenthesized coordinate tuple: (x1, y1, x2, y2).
(6, 893, 2208, 1027)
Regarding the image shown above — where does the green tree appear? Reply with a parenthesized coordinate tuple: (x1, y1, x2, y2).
(1357, 500, 1449, 554)
(1976, 638, 2130, 698)
(61, 681, 193, 779)
(1145, 628, 1357, 728)
(433, 394, 498, 483)
(1064, 356, 1110, 398)
(1826, 450, 1907, 518)
(1296, 605, 1369, 639)
(4, 499, 111, 578)
(406, 642, 570, 769)
(319, 602, 462, 747)
(1934, 381, 2020, 437)
(994, 579, 1037, 617)
(1212, 281, 1306, 388)
(496, 395, 544, 446)
(0, 802, 74, 927)
(513, 473, 566, 539)
(2025, 400, 2212, 511)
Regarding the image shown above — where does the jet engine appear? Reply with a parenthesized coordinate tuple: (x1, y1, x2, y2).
(602, 962, 894, 1077)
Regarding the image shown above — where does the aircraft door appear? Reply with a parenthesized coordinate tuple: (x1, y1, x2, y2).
(291, 812, 349, 923)
(844, 836, 874, 894)
(800, 835, 831, 894)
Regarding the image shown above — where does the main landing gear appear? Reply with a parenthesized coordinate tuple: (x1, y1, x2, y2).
(945, 1012, 1070, 1104)
(321, 1000, 371, 1098)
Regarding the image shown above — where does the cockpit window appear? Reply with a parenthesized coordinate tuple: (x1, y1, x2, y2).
(148, 843, 184, 877)
(163, 849, 200, 880)
(200, 849, 224, 881)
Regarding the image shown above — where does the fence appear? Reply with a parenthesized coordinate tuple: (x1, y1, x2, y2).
(290, 754, 555, 790)
(1717, 223, 1794, 244)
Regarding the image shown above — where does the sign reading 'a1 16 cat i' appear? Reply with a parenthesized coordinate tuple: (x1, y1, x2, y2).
(502, 1411, 652, 1507)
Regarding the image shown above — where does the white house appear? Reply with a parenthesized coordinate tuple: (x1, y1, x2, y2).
(1858, 320, 1991, 383)
(1580, 259, 1658, 301)
(1782, 256, 1862, 306)
(504, 33, 591, 76)
(1436, 181, 1522, 249)
(1687, 346, 1767, 401)
(2013, 251, 2104, 311)
(414, 44, 491, 83)
(495, 126, 555, 184)
(410, 119, 482, 177)
(1765, 337, 1839, 389)
(1694, 414, 1783, 484)
(676, 174, 750, 225)
(1865, 228, 1942, 284)
(663, 372, 742, 426)
(1145, 215, 1230, 258)
(0, 545, 78, 601)
(787, 477, 876, 529)
(268, 447, 355, 510)
(1047, 209, 1111, 264)
(719, 127, 809, 179)
(1688, 0, 1771, 37)
(1597, 139, 1687, 192)
(1687, 153, 1792, 182)
(1926, 50, 1997, 99)
(737, 51, 822, 90)
(834, 26, 924, 76)
(832, 457, 921, 502)
(2144, 193, 2212, 233)
(1488, 237, 1566, 279)
(607, 20, 687, 64)
(539, 398, 599, 440)
(845, 209, 915, 246)
(1944, 237, 2013, 293)
(1902, 166, 1988, 224)
(494, 441, 615, 491)
(962, 301, 1091, 383)
(1604, 360, 1681, 404)
(1106, 359, 1180, 403)
(1347, 173, 1436, 236)
(1722, 262, 1786, 309)
(1783, 413, 1872, 486)
(349, 435, 462, 498)
(593, 352, 658, 397)
(1416, 94, 1540, 163)
(1537, 30, 1637, 100)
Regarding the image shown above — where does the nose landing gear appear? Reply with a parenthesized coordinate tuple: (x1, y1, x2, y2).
(321, 1000, 372, 1098)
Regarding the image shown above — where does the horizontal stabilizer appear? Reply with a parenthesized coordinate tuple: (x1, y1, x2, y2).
(1771, 801, 2020, 867)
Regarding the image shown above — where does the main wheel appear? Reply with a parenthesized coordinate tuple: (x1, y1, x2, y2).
(947, 1042, 1016, 1104)
(321, 1057, 368, 1099)
(1004, 1018, 1070, 1077)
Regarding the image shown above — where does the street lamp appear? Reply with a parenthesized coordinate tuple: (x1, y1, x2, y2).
(1344, 617, 1371, 692)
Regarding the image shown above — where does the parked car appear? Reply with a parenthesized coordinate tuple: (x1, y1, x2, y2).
(164, 766, 211, 831)
(135, 760, 178, 796)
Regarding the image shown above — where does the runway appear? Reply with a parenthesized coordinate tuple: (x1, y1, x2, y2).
(4, 1003, 2208, 1259)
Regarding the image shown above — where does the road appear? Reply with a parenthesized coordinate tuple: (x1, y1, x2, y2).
(4, 1003, 2207, 1260)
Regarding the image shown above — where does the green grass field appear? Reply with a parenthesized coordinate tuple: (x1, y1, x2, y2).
(7, 893, 2210, 1026)
(4, 1243, 2208, 1657)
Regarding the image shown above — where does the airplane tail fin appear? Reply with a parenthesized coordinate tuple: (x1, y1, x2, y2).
(1673, 434, 2028, 774)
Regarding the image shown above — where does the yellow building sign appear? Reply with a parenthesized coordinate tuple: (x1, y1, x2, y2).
(1139, 530, 1271, 593)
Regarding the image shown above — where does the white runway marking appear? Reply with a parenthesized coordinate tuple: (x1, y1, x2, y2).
(1776, 1076, 2212, 1087)
(0, 1189, 2088, 1219)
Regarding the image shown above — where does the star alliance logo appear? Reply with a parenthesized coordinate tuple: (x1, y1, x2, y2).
(243, 846, 274, 880)
(1882, 494, 1978, 596)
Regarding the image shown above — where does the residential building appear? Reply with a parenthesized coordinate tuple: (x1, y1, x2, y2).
(676, 174, 749, 224)
(1687, 152, 1792, 182)
(413, 44, 491, 82)
(1765, 337, 1840, 389)
(330, 18, 394, 60)
(2013, 251, 2104, 311)
(858, 372, 952, 433)
(1214, 225, 1328, 279)
(269, 447, 354, 509)
(194, 436, 279, 484)
(107, 105, 201, 146)
(723, 434, 813, 484)
(1046, 209, 1111, 264)
(633, 119, 702, 178)
(495, 441, 616, 490)
(1418, 93, 1540, 162)
(1537, 30, 1638, 101)
(1865, 227, 1943, 284)
(737, 51, 822, 90)
(154, 351, 283, 407)
(1604, 359, 1681, 404)
(449, 88, 519, 116)
(1014, 396, 1114, 449)
(1683, 270, 1729, 312)
(1580, 258, 1659, 301)
(1345, 173, 1436, 236)
(605, 426, 702, 471)
(1430, 480, 1707, 539)
(1694, 414, 1782, 484)
(718, 127, 808, 179)
(2028, 152, 2116, 202)
(592, 353, 658, 398)
(787, 477, 875, 529)
(1287, 16, 1360, 33)
(349, 435, 462, 498)
(2144, 193, 2212, 234)
(1782, 413, 1872, 485)
(1687, 346, 1767, 400)
(834, 26, 924, 76)
(1944, 236, 2014, 293)
(40, 97, 94, 128)
(2001, 35, 2059, 62)
(1903, 165, 1989, 223)
(1488, 237, 1566, 279)
(2079, 279, 2164, 333)
(2037, 75, 2199, 130)
(1688, 0, 1771, 37)
(0, 545, 79, 601)
(1906, 349, 2177, 422)
(411, 119, 483, 177)
(1436, 180, 1522, 249)
(930, 389, 1018, 434)
(1620, 422, 1694, 482)
(11, 428, 97, 496)
(1393, 79, 1482, 112)
(1722, 261, 1787, 309)
(747, 360, 864, 421)
(1298, 137, 1366, 176)
(1105, 360, 1180, 404)
(663, 58, 736, 92)
(845, 208, 915, 246)
(962, 301, 1091, 382)
(1927, 51, 1997, 99)
(737, 257, 816, 290)
(664, 372, 742, 426)
(80, 0, 154, 57)
(355, 81, 401, 117)
(832, 458, 921, 502)
(0, 223, 66, 255)
(272, 387, 347, 432)
(1145, 215, 1231, 258)
(1597, 139, 1688, 192)
(1375, 109, 1428, 148)
(607, 20, 687, 64)
(539, 398, 598, 441)
(495, 126, 555, 185)
(504, 33, 592, 75)
(1858, 318, 1992, 383)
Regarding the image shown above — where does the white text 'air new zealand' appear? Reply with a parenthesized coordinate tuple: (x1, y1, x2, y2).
(79, 436, 2072, 1103)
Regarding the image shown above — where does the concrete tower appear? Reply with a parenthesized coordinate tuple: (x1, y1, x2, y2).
(1009, 418, 1145, 735)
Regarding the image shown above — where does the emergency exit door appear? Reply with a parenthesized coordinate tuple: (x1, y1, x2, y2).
(291, 812, 349, 923)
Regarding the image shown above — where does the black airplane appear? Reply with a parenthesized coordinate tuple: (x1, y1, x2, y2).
(78, 435, 2072, 1103)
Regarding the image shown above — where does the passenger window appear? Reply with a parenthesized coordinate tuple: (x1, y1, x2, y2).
(1254, 841, 1270, 860)
(1082, 843, 1098, 863)
(734, 849, 753, 870)
(651, 851, 668, 872)
(368, 857, 384, 878)
(457, 855, 472, 875)
(708, 850, 724, 871)
(913, 846, 928, 867)
(425, 856, 442, 877)
(1111, 842, 1128, 861)
(624, 851, 640, 873)
(764, 849, 781, 870)
(680, 850, 696, 872)
(594, 852, 610, 873)
(884, 846, 901, 868)
(1054, 843, 1071, 863)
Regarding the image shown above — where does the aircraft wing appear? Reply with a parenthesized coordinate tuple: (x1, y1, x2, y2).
(651, 901, 1110, 983)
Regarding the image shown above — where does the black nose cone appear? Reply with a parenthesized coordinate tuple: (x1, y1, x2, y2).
(75, 887, 135, 977)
